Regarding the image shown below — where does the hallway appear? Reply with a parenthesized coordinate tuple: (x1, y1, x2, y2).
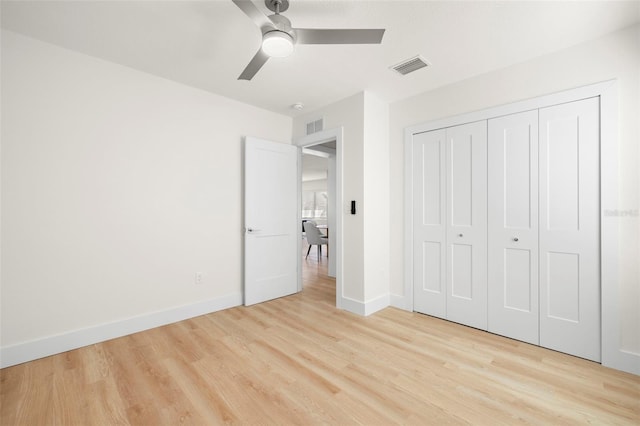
(302, 240, 335, 305)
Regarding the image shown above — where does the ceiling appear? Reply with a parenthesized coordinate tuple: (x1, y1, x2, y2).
(2, 1, 639, 117)
(302, 141, 335, 181)
(302, 153, 328, 182)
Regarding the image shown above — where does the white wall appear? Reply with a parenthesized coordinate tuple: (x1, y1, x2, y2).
(302, 179, 327, 192)
(389, 25, 640, 355)
(294, 93, 365, 303)
(293, 91, 390, 314)
(1, 30, 292, 366)
(363, 93, 390, 305)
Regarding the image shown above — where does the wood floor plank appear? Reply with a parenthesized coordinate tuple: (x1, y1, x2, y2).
(1, 247, 639, 425)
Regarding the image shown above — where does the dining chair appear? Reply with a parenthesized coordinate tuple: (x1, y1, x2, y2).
(303, 221, 328, 259)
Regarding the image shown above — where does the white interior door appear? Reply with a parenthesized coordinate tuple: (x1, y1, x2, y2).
(539, 97, 601, 361)
(488, 110, 539, 344)
(446, 121, 488, 330)
(412, 129, 447, 318)
(244, 137, 298, 306)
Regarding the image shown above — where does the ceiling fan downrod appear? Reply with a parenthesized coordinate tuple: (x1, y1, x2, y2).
(266, 0, 289, 14)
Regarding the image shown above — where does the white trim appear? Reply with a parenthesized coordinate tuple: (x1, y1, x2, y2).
(296, 147, 303, 292)
(297, 128, 340, 147)
(391, 293, 412, 311)
(405, 81, 616, 135)
(340, 293, 390, 316)
(404, 80, 636, 375)
(0, 293, 242, 368)
(398, 126, 416, 312)
(302, 146, 334, 158)
(364, 293, 391, 316)
(295, 127, 344, 309)
(599, 83, 638, 375)
(339, 296, 365, 316)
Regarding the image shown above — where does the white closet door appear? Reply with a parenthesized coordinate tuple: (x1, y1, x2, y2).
(446, 121, 488, 330)
(413, 129, 447, 318)
(488, 111, 539, 344)
(539, 97, 600, 361)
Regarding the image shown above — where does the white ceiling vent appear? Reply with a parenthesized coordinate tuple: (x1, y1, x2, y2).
(390, 55, 429, 76)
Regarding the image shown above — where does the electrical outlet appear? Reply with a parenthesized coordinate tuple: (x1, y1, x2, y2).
(195, 272, 203, 285)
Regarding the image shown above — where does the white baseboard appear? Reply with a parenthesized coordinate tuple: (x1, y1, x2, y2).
(390, 294, 412, 311)
(364, 293, 390, 315)
(0, 293, 242, 368)
(603, 347, 640, 376)
(338, 293, 390, 316)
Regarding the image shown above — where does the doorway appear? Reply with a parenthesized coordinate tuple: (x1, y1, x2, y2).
(301, 144, 332, 297)
(296, 128, 343, 308)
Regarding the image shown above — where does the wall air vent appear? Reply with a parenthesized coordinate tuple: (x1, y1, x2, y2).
(306, 118, 324, 135)
(390, 55, 429, 76)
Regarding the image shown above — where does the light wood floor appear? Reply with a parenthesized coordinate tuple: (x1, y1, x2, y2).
(2, 248, 639, 425)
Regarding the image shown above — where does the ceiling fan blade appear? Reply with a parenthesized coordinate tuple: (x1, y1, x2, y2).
(294, 28, 385, 45)
(238, 48, 270, 80)
(232, 0, 274, 30)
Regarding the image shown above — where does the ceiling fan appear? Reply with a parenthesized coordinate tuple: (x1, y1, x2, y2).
(232, 0, 385, 80)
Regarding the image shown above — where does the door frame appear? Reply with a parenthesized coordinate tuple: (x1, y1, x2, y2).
(403, 80, 636, 374)
(296, 127, 343, 308)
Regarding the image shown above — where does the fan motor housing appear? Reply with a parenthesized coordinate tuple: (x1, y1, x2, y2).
(265, 13, 293, 36)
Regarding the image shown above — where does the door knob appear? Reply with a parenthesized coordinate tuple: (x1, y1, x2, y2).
(513, 237, 519, 242)
(458, 233, 463, 237)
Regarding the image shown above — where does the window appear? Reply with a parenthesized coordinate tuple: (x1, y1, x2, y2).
(302, 191, 327, 219)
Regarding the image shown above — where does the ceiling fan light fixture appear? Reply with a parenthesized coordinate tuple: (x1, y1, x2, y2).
(262, 31, 294, 57)
(232, 0, 385, 80)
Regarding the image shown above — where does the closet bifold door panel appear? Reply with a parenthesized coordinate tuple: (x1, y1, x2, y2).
(488, 110, 539, 345)
(410, 87, 607, 364)
(412, 121, 487, 329)
(445, 121, 488, 330)
(539, 97, 601, 362)
(412, 129, 447, 318)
